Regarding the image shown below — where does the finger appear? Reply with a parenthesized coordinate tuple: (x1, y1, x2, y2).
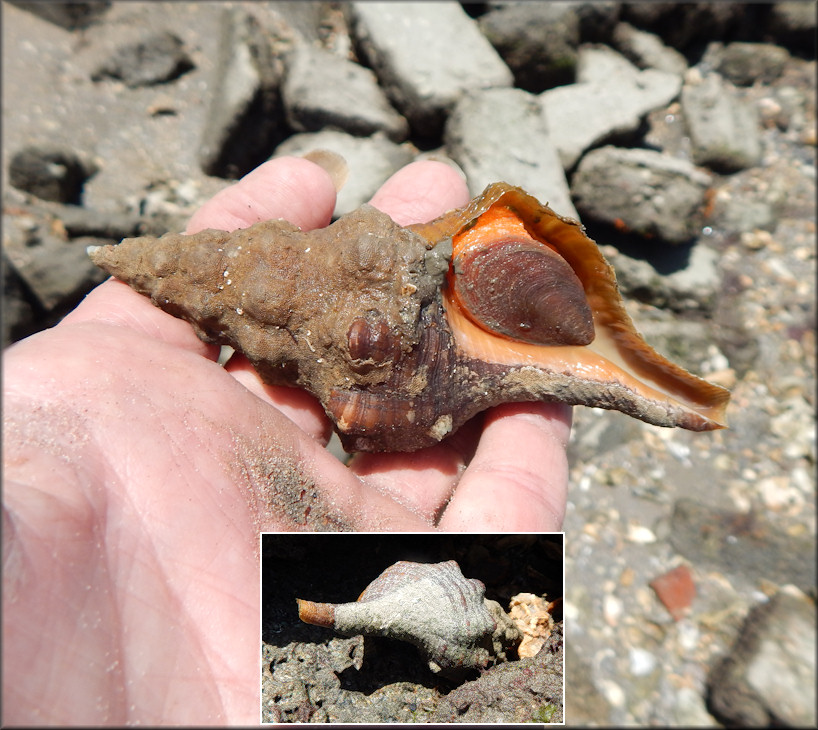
(345, 413, 483, 521)
(186, 157, 338, 233)
(368, 160, 470, 225)
(437, 402, 572, 531)
(346, 447, 463, 524)
(60, 279, 220, 357)
(223, 353, 332, 445)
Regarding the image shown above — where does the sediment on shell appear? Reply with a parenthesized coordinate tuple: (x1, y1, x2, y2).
(89, 182, 730, 452)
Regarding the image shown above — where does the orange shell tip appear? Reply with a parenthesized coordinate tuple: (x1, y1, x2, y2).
(296, 598, 336, 628)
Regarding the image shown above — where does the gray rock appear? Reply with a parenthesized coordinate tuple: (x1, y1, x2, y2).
(6, 198, 153, 241)
(571, 146, 711, 244)
(681, 71, 762, 173)
(643, 103, 693, 159)
(282, 44, 408, 141)
(4, 216, 107, 312)
(445, 87, 577, 219)
(661, 243, 721, 310)
(575, 43, 644, 83)
(346, 2, 512, 137)
(540, 48, 681, 169)
(273, 130, 414, 217)
(707, 586, 816, 728)
(478, 3, 580, 92)
(620, 3, 742, 53)
(2, 252, 36, 348)
(265, 2, 325, 44)
(90, 31, 193, 87)
(198, 9, 286, 179)
(611, 22, 688, 75)
(708, 158, 811, 235)
(615, 312, 725, 383)
(707, 175, 778, 234)
(566, 398, 645, 464)
(767, 1, 817, 56)
(12, 1, 110, 29)
(714, 198, 775, 234)
(9, 146, 96, 204)
(601, 242, 720, 313)
(704, 41, 791, 86)
(669, 499, 817, 593)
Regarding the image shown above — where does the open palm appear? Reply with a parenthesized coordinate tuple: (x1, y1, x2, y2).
(2, 158, 570, 724)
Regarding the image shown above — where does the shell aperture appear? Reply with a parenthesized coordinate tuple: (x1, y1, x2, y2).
(449, 204, 595, 346)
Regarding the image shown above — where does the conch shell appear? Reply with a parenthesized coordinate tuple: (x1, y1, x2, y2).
(296, 559, 513, 673)
(88, 182, 730, 452)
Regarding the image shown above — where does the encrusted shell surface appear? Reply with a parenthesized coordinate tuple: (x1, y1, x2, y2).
(89, 182, 730, 452)
(296, 560, 501, 673)
(508, 592, 557, 658)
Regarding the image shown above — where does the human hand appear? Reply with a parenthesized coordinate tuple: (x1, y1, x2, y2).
(2, 158, 570, 724)
(185, 157, 571, 530)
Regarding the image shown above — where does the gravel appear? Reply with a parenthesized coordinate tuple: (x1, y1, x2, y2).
(540, 46, 682, 169)
(445, 86, 577, 218)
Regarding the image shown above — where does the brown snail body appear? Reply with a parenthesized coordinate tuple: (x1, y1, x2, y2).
(89, 182, 730, 452)
(296, 560, 506, 673)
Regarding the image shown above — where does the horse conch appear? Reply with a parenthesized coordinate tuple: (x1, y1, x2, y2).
(88, 181, 730, 452)
(295, 560, 519, 673)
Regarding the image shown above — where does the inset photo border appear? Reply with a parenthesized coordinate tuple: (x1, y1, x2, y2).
(261, 533, 564, 724)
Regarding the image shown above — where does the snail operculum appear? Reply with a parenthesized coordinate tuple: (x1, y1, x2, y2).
(447, 205, 595, 347)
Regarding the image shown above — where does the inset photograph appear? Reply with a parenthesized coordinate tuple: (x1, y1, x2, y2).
(261, 533, 563, 723)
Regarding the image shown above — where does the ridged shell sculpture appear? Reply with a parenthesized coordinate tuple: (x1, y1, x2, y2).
(89, 182, 730, 452)
(296, 560, 504, 673)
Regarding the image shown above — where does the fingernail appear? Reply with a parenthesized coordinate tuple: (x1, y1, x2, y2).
(301, 149, 349, 193)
